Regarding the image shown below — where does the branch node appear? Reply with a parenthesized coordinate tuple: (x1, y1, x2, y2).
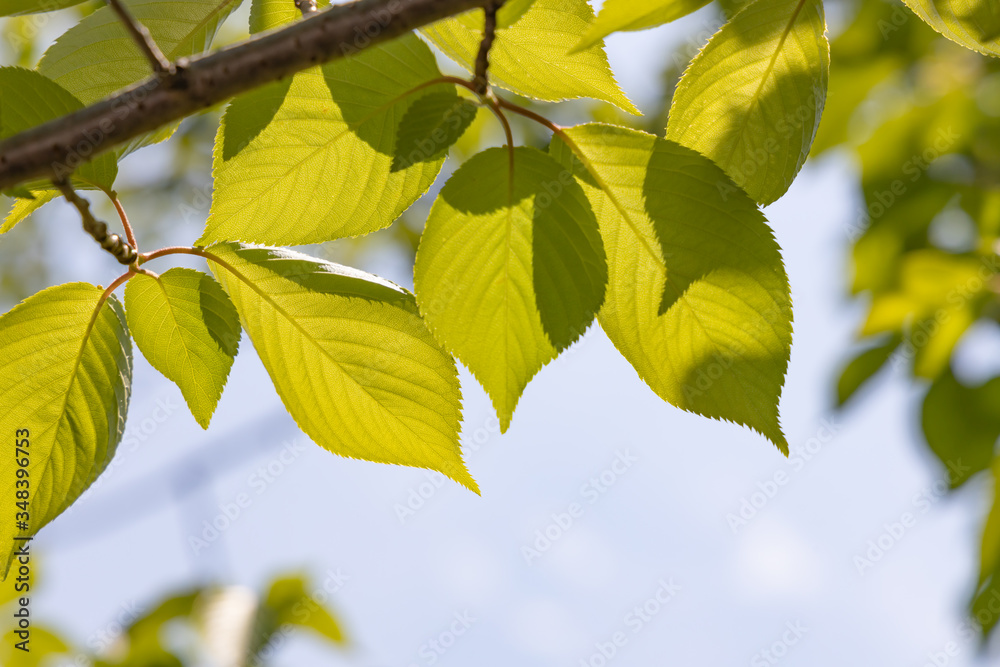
(473, 0, 502, 96)
(294, 0, 318, 17)
(54, 179, 138, 265)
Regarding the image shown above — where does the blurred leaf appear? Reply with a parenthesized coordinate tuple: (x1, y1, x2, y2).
(573, 0, 712, 52)
(249, 0, 328, 32)
(422, 0, 639, 113)
(922, 370, 1000, 489)
(551, 124, 792, 452)
(836, 333, 901, 407)
(0, 0, 86, 16)
(0, 626, 70, 665)
(667, 0, 829, 204)
(1, 191, 57, 235)
(261, 575, 345, 646)
(901, 0, 1000, 57)
(860, 250, 989, 337)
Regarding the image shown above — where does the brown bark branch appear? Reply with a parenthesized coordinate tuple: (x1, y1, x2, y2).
(0, 0, 487, 192)
(54, 179, 138, 265)
(472, 0, 501, 95)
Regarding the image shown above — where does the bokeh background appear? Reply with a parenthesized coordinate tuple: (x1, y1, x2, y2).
(3, 0, 1000, 664)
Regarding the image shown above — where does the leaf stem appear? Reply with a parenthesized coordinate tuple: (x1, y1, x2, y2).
(101, 269, 136, 302)
(139, 245, 243, 280)
(109, 192, 138, 250)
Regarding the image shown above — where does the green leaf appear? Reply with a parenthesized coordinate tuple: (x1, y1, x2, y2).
(392, 92, 478, 172)
(415, 147, 606, 431)
(422, 0, 638, 114)
(205, 243, 477, 491)
(37, 0, 244, 153)
(921, 370, 1000, 489)
(980, 458, 1000, 587)
(901, 0, 1000, 57)
(124, 268, 240, 429)
(0, 0, 86, 16)
(574, 0, 712, 52)
(666, 0, 829, 205)
(0, 626, 70, 665)
(551, 124, 792, 451)
(0, 283, 132, 577)
(0, 67, 117, 193)
(1, 190, 57, 235)
(202, 34, 446, 246)
(835, 334, 900, 407)
(263, 576, 345, 645)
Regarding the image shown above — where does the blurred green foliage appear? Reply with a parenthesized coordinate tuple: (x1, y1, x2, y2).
(817, 0, 1000, 638)
(0, 564, 346, 666)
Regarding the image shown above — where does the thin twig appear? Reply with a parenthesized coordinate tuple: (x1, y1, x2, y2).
(54, 179, 138, 265)
(473, 0, 502, 95)
(105, 0, 174, 74)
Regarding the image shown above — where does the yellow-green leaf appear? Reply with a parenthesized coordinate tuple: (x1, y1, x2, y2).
(0, 67, 117, 193)
(392, 92, 478, 172)
(415, 146, 606, 431)
(1, 190, 57, 235)
(667, 0, 829, 205)
(206, 243, 477, 491)
(574, 0, 712, 52)
(202, 34, 446, 246)
(422, 0, 638, 114)
(551, 124, 792, 451)
(37, 0, 244, 153)
(901, 0, 1000, 57)
(0, 283, 131, 577)
(0, 0, 86, 16)
(124, 268, 240, 429)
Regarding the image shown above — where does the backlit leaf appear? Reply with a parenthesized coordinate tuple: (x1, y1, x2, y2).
(0, 283, 131, 577)
(124, 268, 240, 429)
(901, 0, 1000, 57)
(667, 0, 829, 205)
(0, 67, 117, 194)
(422, 0, 638, 113)
(0, 0, 86, 16)
(551, 124, 792, 451)
(202, 34, 447, 246)
(392, 92, 478, 171)
(206, 243, 477, 491)
(574, 0, 712, 52)
(415, 146, 606, 431)
(37, 0, 245, 153)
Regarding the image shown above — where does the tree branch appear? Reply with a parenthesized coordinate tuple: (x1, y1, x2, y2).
(472, 0, 501, 95)
(54, 179, 138, 265)
(0, 0, 487, 192)
(106, 0, 174, 74)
